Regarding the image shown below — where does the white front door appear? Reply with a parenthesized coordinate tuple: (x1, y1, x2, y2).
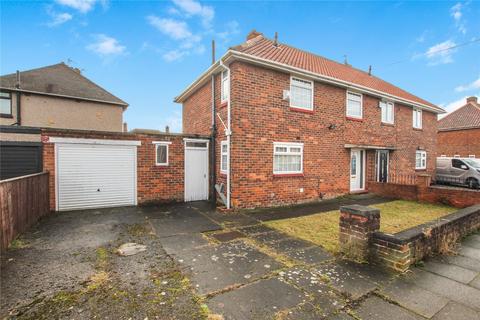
(184, 140, 209, 201)
(350, 149, 365, 191)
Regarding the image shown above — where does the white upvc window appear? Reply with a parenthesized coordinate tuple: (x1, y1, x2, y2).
(290, 77, 313, 110)
(221, 70, 229, 103)
(413, 108, 422, 129)
(415, 150, 427, 170)
(0, 91, 12, 115)
(221, 141, 228, 173)
(346, 91, 363, 119)
(153, 141, 172, 166)
(469, 155, 476, 158)
(273, 142, 303, 174)
(380, 101, 394, 124)
(440, 155, 447, 157)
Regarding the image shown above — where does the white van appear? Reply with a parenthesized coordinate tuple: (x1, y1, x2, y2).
(436, 157, 480, 189)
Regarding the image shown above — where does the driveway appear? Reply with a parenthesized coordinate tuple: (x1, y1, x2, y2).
(1, 197, 479, 319)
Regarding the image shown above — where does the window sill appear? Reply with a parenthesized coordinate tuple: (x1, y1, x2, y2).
(415, 168, 427, 171)
(0, 113, 13, 118)
(220, 101, 228, 108)
(413, 127, 423, 131)
(220, 172, 227, 176)
(273, 173, 304, 178)
(289, 107, 314, 114)
(155, 164, 169, 167)
(346, 116, 363, 122)
(381, 122, 395, 127)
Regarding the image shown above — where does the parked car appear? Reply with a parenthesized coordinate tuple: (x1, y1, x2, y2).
(436, 157, 480, 189)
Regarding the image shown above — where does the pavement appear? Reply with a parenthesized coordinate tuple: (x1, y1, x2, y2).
(1, 196, 479, 319)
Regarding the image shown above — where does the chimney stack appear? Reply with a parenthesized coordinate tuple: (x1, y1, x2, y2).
(165, 126, 170, 133)
(368, 65, 372, 76)
(274, 32, 278, 47)
(123, 122, 128, 132)
(246, 29, 263, 41)
(466, 96, 478, 104)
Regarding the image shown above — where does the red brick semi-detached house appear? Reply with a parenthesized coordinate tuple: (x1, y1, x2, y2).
(176, 30, 445, 209)
(438, 96, 480, 158)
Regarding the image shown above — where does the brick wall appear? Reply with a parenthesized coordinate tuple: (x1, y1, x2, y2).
(42, 129, 209, 211)
(183, 80, 212, 136)
(437, 128, 480, 157)
(227, 61, 438, 208)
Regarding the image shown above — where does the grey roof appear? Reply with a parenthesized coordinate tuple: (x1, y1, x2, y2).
(0, 63, 128, 107)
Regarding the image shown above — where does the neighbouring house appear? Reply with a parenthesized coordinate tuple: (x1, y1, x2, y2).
(176, 30, 445, 209)
(0, 62, 128, 179)
(438, 96, 480, 158)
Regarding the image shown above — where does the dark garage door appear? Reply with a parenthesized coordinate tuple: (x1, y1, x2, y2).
(0, 142, 43, 180)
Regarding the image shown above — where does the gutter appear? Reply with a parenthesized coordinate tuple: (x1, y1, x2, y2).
(176, 50, 445, 114)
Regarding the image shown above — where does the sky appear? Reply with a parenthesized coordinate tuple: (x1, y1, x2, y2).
(1, 0, 479, 132)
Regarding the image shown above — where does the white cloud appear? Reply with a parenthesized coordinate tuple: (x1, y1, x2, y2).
(55, 0, 97, 13)
(87, 34, 126, 56)
(171, 0, 214, 28)
(163, 50, 187, 62)
(47, 11, 72, 27)
(455, 76, 480, 92)
(217, 20, 240, 41)
(438, 94, 479, 118)
(425, 40, 457, 65)
(159, 109, 183, 132)
(450, 2, 467, 34)
(147, 16, 193, 40)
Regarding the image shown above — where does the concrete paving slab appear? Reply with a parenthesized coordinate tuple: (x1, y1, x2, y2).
(470, 275, 480, 290)
(282, 302, 344, 320)
(159, 233, 209, 254)
(201, 211, 259, 227)
(432, 301, 480, 320)
(405, 269, 480, 311)
(462, 236, 480, 249)
(266, 237, 314, 253)
(311, 263, 377, 300)
(421, 260, 478, 284)
(355, 296, 424, 320)
(433, 254, 480, 272)
(250, 230, 291, 244)
(334, 261, 394, 286)
(208, 278, 306, 320)
(458, 245, 480, 261)
(237, 224, 276, 235)
(210, 230, 246, 242)
(283, 246, 333, 265)
(381, 278, 450, 318)
(150, 213, 221, 237)
(327, 312, 356, 320)
(180, 240, 284, 295)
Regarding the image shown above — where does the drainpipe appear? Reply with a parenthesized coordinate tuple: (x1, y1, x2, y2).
(211, 73, 217, 204)
(15, 70, 21, 126)
(219, 60, 231, 209)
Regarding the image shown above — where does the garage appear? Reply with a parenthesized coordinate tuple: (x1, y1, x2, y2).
(52, 137, 140, 211)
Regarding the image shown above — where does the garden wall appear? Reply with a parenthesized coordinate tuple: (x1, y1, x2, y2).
(339, 204, 480, 272)
(368, 174, 480, 208)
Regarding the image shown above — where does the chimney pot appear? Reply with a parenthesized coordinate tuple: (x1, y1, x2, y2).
(165, 126, 170, 133)
(467, 96, 478, 104)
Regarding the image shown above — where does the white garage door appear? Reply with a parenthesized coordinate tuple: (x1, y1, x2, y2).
(55, 140, 139, 211)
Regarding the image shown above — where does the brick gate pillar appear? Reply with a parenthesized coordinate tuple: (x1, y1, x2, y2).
(339, 205, 380, 261)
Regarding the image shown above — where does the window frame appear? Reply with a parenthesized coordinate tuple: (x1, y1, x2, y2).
(413, 108, 422, 129)
(0, 91, 12, 117)
(289, 76, 314, 111)
(469, 155, 475, 158)
(221, 140, 228, 174)
(380, 100, 394, 124)
(221, 70, 229, 104)
(152, 141, 172, 166)
(415, 150, 427, 170)
(273, 142, 304, 175)
(346, 91, 363, 119)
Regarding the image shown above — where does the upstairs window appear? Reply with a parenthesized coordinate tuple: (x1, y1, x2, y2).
(153, 141, 172, 166)
(346, 91, 363, 119)
(273, 142, 303, 174)
(380, 101, 394, 124)
(290, 77, 313, 110)
(0, 91, 12, 116)
(413, 108, 422, 129)
(415, 150, 426, 170)
(221, 141, 228, 173)
(221, 70, 229, 103)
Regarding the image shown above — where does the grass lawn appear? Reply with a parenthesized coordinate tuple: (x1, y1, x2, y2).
(265, 200, 456, 254)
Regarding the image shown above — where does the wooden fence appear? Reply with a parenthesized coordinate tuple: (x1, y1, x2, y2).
(0, 172, 50, 251)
